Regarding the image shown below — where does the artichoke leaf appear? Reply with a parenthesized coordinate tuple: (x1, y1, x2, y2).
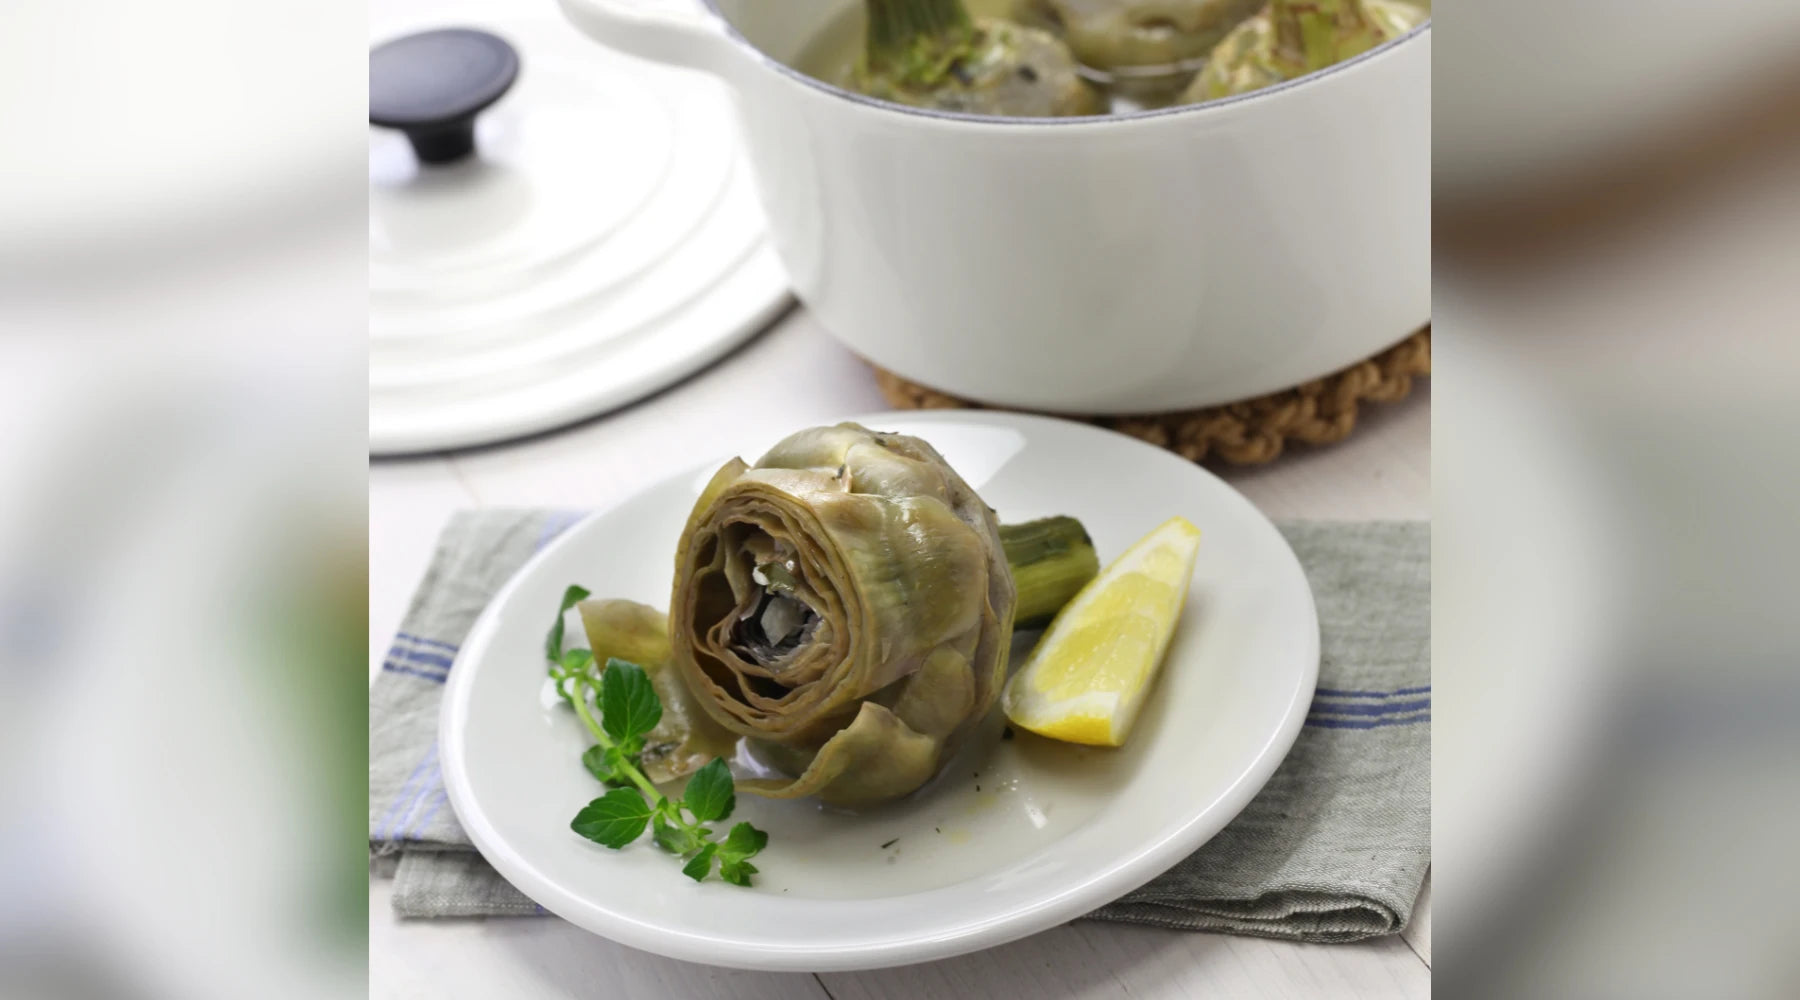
(737, 701, 943, 808)
(577, 598, 739, 785)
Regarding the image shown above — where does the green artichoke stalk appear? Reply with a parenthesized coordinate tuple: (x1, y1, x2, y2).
(1013, 0, 1265, 103)
(1181, 0, 1425, 103)
(669, 423, 1098, 807)
(1001, 516, 1100, 628)
(851, 0, 1103, 116)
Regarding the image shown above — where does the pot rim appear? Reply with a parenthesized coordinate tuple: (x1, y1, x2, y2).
(700, 1, 1429, 127)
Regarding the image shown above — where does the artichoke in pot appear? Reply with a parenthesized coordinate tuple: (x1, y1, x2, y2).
(1181, 0, 1426, 103)
(669, 423, 1096, 806)
(849, 0, 1103, 116)
(1013, 0, 1264, 103)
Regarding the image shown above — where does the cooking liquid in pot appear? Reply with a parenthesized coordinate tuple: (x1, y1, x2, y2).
(792, 0, 1167, 115)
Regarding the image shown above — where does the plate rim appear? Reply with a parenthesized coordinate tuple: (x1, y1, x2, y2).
(438, 410, 1319, 970)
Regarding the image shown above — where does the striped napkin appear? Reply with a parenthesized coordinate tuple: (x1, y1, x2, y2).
(370, 512, 1430, 941)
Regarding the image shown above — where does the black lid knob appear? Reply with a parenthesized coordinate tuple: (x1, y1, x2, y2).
(370, 28, 520, 165)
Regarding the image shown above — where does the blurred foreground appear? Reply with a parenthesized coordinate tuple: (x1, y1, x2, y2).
(1435, 2, 1800, 997)
(1, 3, 367, 999)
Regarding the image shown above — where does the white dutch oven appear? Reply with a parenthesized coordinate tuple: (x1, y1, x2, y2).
(560, 0, 1429, 413)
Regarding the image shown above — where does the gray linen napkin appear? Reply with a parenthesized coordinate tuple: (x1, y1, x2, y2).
(370, 511, 1429, 940)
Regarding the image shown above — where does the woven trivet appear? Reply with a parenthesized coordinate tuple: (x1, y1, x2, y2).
(875, 328, 1430, 465)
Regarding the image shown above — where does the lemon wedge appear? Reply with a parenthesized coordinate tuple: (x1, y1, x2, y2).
(1001, 516, 1201, 746)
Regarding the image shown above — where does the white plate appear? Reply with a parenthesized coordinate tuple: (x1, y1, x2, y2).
(440, 411, 1319, 971)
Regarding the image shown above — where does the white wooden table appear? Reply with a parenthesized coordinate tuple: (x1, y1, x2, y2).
(369, 310, 1431, 998)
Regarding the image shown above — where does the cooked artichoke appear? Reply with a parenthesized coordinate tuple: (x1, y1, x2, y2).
(850, 0, 1103, 116)
(1181, 0, 1425, 103)
(577, 598, 739, 785)
(1014, 0, 1264, 100)
(668, 423, 1094, 806)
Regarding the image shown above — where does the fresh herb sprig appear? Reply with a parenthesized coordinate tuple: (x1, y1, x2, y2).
(547, 585, 767, 885)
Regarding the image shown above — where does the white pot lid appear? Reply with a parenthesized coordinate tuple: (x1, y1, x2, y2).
(369, 3, 790, 456)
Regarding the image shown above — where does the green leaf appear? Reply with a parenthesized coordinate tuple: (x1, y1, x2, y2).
(599, 658, 662, 743)
(720, 821, 768, 860)
(580, 745, 610, 783)
(680, 843, 718, 882)
(570, 788, 652, 848)
(718, 858, 759, 887)
(552, 648, 596, 705)
(561, 648, 595, 673)
(546, 585, 592, 664)
(652, 814, 705, 856)
(682, 758, 736, 823)
(581, 745, 631, 785)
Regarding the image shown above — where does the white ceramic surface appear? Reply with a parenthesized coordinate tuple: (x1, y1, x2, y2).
(440, 411, 1319, 971)
(369, 3, 792, 456)
(556, 0, 1430, 413)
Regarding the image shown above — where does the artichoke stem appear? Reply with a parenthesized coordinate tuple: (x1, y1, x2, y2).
(999, 516, 1100, 629)
(863, 0, 977, 83)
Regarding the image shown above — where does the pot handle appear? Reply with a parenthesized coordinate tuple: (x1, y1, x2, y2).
(556, 0, 742, 78)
